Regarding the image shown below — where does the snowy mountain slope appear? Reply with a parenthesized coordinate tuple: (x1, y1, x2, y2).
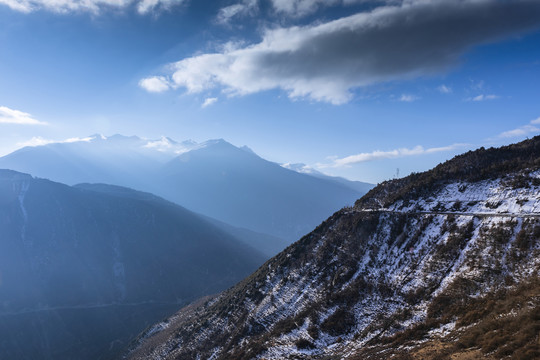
(0, 135, 370, 243)
(125, 137, 540, 360)
(0, 171, 265, 360)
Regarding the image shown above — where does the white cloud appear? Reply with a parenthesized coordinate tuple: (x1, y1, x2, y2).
(282, 162, 320, 175)
(0, 106, 46, 125)
(201, 97, 218, 108)
(437, 84, 452, 94)
(269, 0, 383, 18)
(219, 0, 384, 21)
(63, 136, 94, 143)
(142, 0, 540, 104)
(143, 136, 199, 155)
(530, 117, 540, 125)
(144, 136, 174, 151)
(216, 0, 258, 24)
(0, 0, 32, 12)
(16, 137, 55, 147)
(322, 143, 468, 168)
(497, 117, 540, 139)
(218, 0, 391, 20)
(498, 125, 540, 138)
(271, 0, 338, 17)
(136, 0, 182, 14)
(468, 94, 499, 102)
(469, 79, 485, 91)
(0, 0, 184, 14)
(16, 136, 93, 148)
(424, 144, 468, 154)
(398, 94, 419, 102)
(139, 76, 171, 93)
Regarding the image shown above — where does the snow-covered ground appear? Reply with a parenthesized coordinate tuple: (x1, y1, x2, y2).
(385, 171, 540, 215)
(128, 170, 540, 360)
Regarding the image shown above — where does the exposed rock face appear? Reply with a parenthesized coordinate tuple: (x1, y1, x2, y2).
(126, 137, 540, 360)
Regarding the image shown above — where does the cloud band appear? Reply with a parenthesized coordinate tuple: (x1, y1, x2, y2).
(141, 0, 540, 104)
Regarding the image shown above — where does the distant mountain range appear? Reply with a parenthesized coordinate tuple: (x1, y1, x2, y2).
(0, 170, 265, 360)
(126, 136, 540, 360)
(282, 162, 374, 194)
(0, 135, 373, 243)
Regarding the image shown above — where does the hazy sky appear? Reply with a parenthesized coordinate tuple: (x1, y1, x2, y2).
(1, 0, 540, 183)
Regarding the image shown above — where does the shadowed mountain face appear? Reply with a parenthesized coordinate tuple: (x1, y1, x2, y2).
(0, 170, 264, 360)
(156, 139, 368, 240)
(0, 135, 161, 188)
(126, 137, 540, 360)
(0, 136, 371, 242)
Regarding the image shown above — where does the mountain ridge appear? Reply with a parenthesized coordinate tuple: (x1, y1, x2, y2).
(0, 171, 266, 360)
(0, 135, 373, 242)
(357, 136, 540, 210)
(125, 136, 540, 360)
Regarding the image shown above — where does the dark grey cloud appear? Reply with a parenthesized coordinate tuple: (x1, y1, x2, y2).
(141, 0, 540, 104)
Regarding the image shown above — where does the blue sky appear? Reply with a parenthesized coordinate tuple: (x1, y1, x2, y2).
(1, 0, 540, 183)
